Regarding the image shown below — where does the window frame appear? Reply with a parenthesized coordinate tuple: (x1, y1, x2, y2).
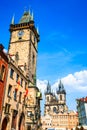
(7, 84, 12, 97)
(10, 68, 14, 79)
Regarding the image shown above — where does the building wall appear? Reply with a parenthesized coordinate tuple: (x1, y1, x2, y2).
(0, 45, 8, 120)
(41, 112, 78, 130)
(0, 58, 28, 130)
(0, 57, 42, 130)
(77, 98, 87, 126)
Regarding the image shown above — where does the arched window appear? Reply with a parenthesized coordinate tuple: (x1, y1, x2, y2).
(60, 95, 62, 100)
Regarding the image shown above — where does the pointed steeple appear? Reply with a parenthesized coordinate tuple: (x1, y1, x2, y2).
(57, 80, 66, 94)
(11, 15, 15, 25)
(59, 80, 62, 91)
(45, 81, 51, 94)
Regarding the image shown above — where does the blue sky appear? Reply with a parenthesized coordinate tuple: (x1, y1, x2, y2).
(0, 0, 87, 114)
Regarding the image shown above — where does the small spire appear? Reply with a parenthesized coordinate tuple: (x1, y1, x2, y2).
(47, 81, 51, 93)
(37, 27, 39, 35)
(11, 15, 15, 25)
(59, 80, 62, 91)
(31, 11, 34, 21)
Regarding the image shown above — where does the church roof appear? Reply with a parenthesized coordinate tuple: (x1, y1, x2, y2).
(19, 11, 33, 24)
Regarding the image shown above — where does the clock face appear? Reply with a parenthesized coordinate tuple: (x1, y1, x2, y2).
(18, 30, 24, 37)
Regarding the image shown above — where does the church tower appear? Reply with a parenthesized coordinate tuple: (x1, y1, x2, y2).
(57, 80, 66, 104)
(44, 81, 53, 115)
(8, 11, 39, 83)
(45, 81, 52, 104)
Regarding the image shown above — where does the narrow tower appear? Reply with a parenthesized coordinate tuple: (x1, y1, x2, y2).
(57, 80, 66, 104)
(44, 81, 53, 115)
(8, 11, 39, 83)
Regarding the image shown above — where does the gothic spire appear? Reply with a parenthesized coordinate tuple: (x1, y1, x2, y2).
(45, 81, 51, 94)
(57, 80, 66, 94)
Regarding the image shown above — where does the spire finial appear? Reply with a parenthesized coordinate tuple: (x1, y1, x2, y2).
(11, 14, 15, 25)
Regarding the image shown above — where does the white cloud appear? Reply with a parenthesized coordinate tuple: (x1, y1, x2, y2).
(37, 70, 87, 113)
(37, 79, 48, 94)
(37, 70, 87, 94)
(61, 70, 87, 92)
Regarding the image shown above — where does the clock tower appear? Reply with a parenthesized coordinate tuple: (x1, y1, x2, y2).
(8, 11, 39, 83)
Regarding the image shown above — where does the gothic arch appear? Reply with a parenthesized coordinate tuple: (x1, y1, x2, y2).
(1, 116, 9, 130)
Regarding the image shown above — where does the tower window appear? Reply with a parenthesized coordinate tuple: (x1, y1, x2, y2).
(18, 37, 22, 40)
(47, 96, 49, 102)
(60, 95, 62, 100)
(0, 65, 5, 81)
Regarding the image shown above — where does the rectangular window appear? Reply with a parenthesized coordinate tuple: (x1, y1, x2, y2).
(8, 85, 12, 97)
(20, 78, 23, 87)
(23, 97, 25, 105)
(0, 65, 5, 81)
(10, 68, 14, 79)
(25, 82, 27, 89)
(19, 92, 22, 103)
(5, 103, 10, 114)
(16, 74, 19, 82)
(14, 89, 17, 101)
